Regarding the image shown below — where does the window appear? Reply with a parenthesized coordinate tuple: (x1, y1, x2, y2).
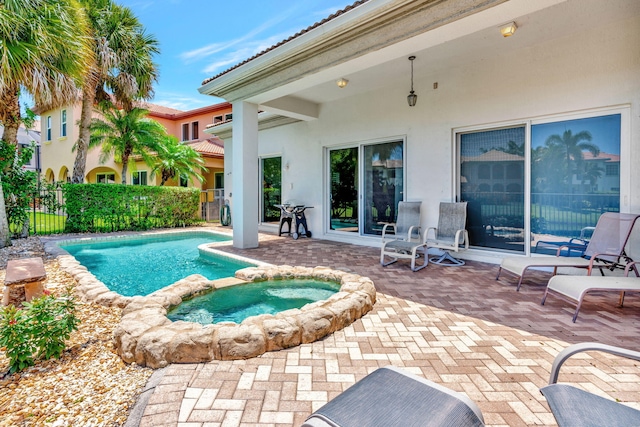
(46, 116, 52, 141)
(329, 139, 404, 236)
(132, 171, 147, 185)
(224, 113, 233, 121)
(213, 115, 223, 124)
(191, 122, 199, 140)
(261, 157, 281, 222)
(181, 123, 189, 141)
(179, 176, 188, 187)
(459, 127, 525, 252)
(96, 173, 115, 184)
(606, 164, 619, 176)
(214, 172, 224, 189)
(458, 111, 622, 255)
(60, 110, 67, 137)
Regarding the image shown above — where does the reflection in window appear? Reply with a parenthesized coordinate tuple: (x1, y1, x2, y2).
(459, 127, 525, 252)
(530, 114, 620, 253)
(329, 147, 358, 233)
(261, 157, 281, 222)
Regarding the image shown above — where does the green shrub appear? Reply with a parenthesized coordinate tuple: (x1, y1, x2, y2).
(63, 183, 200, 233)
(0, 289, 79, 374)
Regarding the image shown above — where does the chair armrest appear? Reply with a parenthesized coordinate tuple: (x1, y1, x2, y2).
(426, 227, 437, 240)
(406, 225, 421, 241)
(381, 223, 396, 240)
(548, 342, 640, 385)
(624, 261, 640, 277)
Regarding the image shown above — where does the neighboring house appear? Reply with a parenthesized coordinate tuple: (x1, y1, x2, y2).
(38, 102, 230, 189)
(0, 125, 41, 173)
(198, 0, 639, 263)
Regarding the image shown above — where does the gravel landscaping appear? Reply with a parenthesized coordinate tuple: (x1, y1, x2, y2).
(0, 237, 153, 426)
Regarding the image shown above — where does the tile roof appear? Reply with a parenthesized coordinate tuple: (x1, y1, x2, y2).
(201, 0, 369, 86)
(187, 137, 224, 157)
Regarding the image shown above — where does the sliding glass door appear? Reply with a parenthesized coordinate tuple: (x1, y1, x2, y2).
(261, 156, 281, 223)
(329, 140, 404, 236)
(458, 111, 621, 254)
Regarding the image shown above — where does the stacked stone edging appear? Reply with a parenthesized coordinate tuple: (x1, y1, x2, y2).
(57, 256, 376, 368)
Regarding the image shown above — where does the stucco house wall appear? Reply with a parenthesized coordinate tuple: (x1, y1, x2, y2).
(222, 8, 638, 262)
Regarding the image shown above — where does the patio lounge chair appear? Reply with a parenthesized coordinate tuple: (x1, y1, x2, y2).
(540, 342, 640, 427)
(380, 201, 428, 271)
(302, 366, 485, 427)
(496, 212, 640, 291)
(541, 226, 640, 322)
(425, 202, 469, 266)
(303, 343, 640, 427)
(534, 226, 595, 257)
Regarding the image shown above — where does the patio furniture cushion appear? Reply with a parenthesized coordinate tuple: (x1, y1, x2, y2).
(302, 366, 484, 427)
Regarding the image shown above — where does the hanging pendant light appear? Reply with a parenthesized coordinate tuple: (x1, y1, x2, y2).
(407, 56, 417, 107)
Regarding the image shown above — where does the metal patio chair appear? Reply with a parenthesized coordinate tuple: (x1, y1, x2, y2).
(425, 202, 469, 266)
(380, 201, 427, 271)
(497, 212, 640, 291)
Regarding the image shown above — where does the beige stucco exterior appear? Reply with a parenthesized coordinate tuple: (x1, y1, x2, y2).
(39, 102, 230, 189)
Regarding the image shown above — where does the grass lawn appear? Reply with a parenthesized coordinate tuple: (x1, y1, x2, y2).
(29, 211, 66, 234)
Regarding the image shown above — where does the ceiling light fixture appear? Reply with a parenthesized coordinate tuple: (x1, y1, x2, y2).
(336, 78, 349, 88)
(407, 56, 417, 107)
(500, 22, 517, 37)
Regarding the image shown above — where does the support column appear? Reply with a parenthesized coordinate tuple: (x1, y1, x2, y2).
(231, 101, 259, 249)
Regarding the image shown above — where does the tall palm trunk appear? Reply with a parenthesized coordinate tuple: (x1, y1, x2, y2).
(120, 151, 131, 184)
(0, 176, 11, 247)
(0, 84, 21, 146)
(72, 85, 96, 183)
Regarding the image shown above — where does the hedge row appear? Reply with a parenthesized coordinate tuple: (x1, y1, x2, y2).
(63, 184, 201, 233)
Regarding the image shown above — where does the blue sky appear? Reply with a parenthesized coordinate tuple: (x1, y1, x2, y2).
(119, 0, 355, 111)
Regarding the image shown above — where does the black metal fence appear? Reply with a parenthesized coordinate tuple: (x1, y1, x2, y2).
(28, 185, 67, 235)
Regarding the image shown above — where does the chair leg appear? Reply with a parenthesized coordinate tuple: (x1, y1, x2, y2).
(429, 251, 465, 266)
(380, 245, 398, 267)
(410, 247, 429, 272)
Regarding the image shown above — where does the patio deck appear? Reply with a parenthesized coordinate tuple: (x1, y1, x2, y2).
(137, 230, 640, 427)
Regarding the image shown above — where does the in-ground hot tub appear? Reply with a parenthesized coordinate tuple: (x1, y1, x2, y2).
(112, 265, 376, 368)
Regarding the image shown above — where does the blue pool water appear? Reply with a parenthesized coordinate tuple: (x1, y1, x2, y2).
(60, 232, 254, 296)
(167, 279, 341, 324)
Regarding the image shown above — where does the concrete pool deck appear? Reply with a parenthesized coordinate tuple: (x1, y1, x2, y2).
(130, 228, 640, 427)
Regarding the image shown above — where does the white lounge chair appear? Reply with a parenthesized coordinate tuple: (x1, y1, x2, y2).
(380, 201, 427, 271)
(542, 262, 640, 322)
(541, 219, 640, 322)
(426, 202, 469, 266)
(496, 212, 640, 291)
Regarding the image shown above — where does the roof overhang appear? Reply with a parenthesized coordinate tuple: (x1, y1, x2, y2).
(199, 0, 567, 108)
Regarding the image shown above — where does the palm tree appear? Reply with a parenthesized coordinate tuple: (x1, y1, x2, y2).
(150, 136, 207, 186)
(0, 0, 92, 145)
(544, 130, 600, 189)
(88, 104, 165, 184)
(72, 0, 159, 183)
(0, 0, 92, 247)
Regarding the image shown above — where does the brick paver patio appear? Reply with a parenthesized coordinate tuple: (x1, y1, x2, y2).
(138, 231, 640, 427)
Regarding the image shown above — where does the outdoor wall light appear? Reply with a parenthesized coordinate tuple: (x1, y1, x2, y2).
(336, 78, 349, 88)
(500, 22, 517, 37)
(407, 56, 417, 107)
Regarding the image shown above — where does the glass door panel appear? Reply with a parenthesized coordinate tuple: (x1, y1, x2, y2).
(363, 141, 404, 236)
(261, 157, 281, 223)
(530, 114, 620, 255)
(460, 127, 526, 252)
(329, 147, 358, 233)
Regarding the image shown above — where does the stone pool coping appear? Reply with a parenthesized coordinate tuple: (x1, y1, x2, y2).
(47, 233, 376, 368)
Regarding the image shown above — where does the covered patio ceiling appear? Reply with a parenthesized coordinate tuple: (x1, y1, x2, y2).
(199, 0, 638, 121)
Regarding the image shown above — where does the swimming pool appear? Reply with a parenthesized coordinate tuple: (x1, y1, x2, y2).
(59, 232, 254, 296)
(168, 278, 341, 324)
